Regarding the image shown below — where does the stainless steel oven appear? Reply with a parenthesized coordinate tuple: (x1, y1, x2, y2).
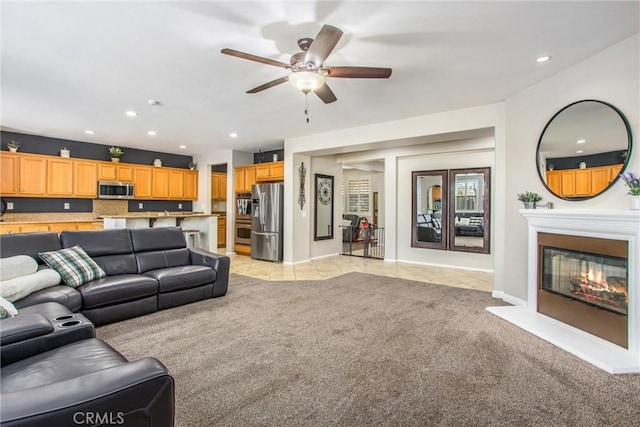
(234, 217, 252, 246)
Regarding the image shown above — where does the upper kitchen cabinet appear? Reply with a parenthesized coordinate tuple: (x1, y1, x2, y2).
(211, 172, 227, 201)
(98, 162, 134, 182)
(46, 157, 74, 196)
(133, 166, 153, 199)
(152, 168, 171, 199)
(255, 161, 284, 182)
(17, 154, 47, 196)
(0, 153, 20, 195)
(73, 160, 98, 198)
(234, 165, 256, 193)
(169, 170, 185, 199)
(183, 170, 198, 200)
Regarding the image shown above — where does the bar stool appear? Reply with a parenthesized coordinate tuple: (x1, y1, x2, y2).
(182, 229, 202, 248)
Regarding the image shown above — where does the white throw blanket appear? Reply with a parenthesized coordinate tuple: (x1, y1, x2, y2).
(0, 255, 62, 302)
(0, 255, 38, 281)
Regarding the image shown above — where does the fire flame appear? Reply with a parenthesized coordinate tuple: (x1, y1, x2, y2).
(585, 269, 607, 286)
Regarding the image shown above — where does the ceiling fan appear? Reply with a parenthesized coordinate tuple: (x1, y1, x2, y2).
(221, 25, 392, 104)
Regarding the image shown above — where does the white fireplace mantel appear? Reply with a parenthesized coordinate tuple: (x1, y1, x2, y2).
(487, 209, 640, 374)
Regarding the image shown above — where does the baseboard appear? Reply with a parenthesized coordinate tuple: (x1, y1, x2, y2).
(283, 259, 311, 266)
(396, 258, 494, 273)
(310, 252, 341, 261)
(491, 290, 526, 306)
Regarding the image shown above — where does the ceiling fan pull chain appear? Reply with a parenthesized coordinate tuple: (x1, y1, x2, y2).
(305, 93, 310, 123)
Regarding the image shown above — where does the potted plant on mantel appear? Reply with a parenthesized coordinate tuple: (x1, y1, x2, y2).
(517, 191, 542, 209)
(7, 141, 20, 152)
(108, 146, 123, 162)
(620, 171, 640, 210)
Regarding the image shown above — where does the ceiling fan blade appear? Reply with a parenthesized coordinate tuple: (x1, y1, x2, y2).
(246, 76, 290, 93)
(305, 25, 343, 67)
(314, 83, 337, 104)
(221, 48, 291, 69)
(325, 66, 392, 78)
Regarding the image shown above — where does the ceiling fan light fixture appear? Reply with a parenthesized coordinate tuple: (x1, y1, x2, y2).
(289, 71, 325, 93)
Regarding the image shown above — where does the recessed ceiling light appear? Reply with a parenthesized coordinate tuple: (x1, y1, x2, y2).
(147, 131, 156, 136)
(85, 130, 95, 135)
(125, 111, 138, 117)
(536, 55, 551, 63)
(229, 133, 238, 138)
(179, 145, 187, 149)
(147, 100, 161, 106)
(576, 150, 584, 154)
(576, 139, 586, 144)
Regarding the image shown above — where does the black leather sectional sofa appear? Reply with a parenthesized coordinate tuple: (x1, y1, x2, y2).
(1, 301, 175, 426)
(1, 227, 230, 326)
(0, 227, 231, 426)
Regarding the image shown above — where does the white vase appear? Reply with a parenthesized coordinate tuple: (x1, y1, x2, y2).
(631, 196, 640, 211)
(111, 157, 120, 163)
(60, 149, 70, 158)
(9, 147, 17, 152)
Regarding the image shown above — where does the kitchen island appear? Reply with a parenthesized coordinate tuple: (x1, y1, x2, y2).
(100, 213, 219, 251)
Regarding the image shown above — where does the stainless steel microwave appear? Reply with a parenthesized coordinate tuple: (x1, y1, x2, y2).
(98, 181, 134, 199)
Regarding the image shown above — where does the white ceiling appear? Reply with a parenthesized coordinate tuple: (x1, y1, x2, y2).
(1, 1, 638, 156)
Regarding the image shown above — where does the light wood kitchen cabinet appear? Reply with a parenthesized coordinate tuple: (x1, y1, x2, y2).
(0, 221, 103, 234)
(591, 167, 612, 195)
(18, 155, 47, 196)
(116, 164, 134, 182)
(15, 224, 50, 233)
(152, 168, 171, 199)
(169, 170, 185, 199)
(211, 173, 227, 201)
(0, 153, 20, 195)
(217, 217, 226, 247)
(183, 170, 198, 200)
(133, 166, 153, 199)
(47, 158, 74, 196)
(73, 160, 98, 197)
(98, 162, 134, 182)
(546, 164, 624, 198)
(0, 224, 22, 234)
(255, 161, 284, 182)
(98, 163, 117, 181)
(547, 171, 561, 195)
(234, 165, 256, 193)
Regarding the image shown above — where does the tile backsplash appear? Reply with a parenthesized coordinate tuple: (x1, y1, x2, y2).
(1, 200, 128, 222)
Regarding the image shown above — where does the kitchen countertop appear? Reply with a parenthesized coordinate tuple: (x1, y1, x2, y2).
(99, 213, 220, 219)
(0, 219, 103, 225)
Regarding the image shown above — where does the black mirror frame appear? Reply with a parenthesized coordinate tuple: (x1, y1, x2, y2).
(411, 170, 448, 250)
(536, 99, 633, 201)
(448, 167, 491, 254)
(314, 173, 334, 241)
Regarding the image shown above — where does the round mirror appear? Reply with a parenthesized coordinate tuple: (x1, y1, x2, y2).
(536, 100, 632, 200)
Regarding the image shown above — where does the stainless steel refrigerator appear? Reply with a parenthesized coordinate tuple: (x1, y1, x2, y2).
(251, 182, 284, 262)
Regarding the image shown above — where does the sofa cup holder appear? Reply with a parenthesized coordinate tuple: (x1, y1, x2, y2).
(59, 320, 82, 327)
(53, 314, 76, 321)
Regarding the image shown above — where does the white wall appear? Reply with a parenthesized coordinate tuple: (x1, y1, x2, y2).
(284, 103, 506, 271)
(194, 149, 253, 253)
(309, 155, 342, 259)
(503, 34, 639, 301)
(397, 147, 495, 271)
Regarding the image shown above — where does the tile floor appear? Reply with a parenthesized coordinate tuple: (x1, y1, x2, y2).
(217, 249, 494, 293)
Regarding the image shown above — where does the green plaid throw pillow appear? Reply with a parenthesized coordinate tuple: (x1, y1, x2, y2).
(39, 245, 106, 288)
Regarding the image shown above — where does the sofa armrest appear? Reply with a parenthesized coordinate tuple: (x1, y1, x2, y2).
(1, 358, 175, 427)
(0, 313, 53, 346)
(189, 248, 230, 297)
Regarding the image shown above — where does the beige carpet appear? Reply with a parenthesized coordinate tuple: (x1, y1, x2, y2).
(97, 273, 640, 426)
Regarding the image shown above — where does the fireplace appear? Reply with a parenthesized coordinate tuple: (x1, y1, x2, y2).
(487, 209, 640, 374)
(537, 233, 628, 348)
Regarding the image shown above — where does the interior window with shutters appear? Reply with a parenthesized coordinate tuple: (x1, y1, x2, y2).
(455, 180, 478, 211)
(347, 179, 370, 214)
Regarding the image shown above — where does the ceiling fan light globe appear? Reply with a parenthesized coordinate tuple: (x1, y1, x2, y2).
(289, 71, 325, 93)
